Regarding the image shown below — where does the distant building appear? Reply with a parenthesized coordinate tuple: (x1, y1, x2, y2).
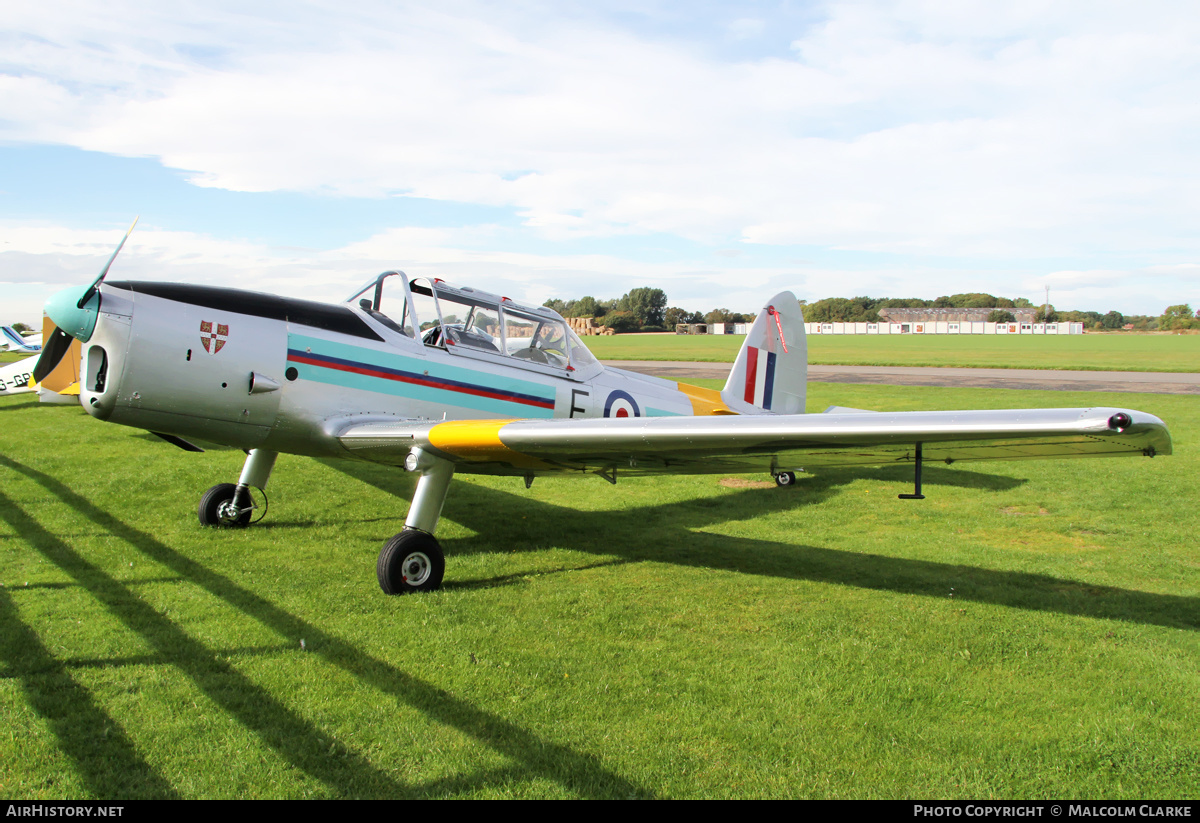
(794, 306, 1084, 335)
(676, 323, 748, 335)
(877, 307, 1038, 323)
(804, 319, 1083, 335)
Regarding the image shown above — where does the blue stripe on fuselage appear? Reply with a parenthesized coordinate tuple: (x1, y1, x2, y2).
(286, 333, 557, 417)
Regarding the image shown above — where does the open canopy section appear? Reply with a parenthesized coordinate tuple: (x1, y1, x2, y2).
(346, 272, 601, 379)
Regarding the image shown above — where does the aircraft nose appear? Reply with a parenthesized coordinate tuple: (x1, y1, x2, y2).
(33, 286, 96, 384)
(34, 217, 137, 384)
(44, 284, 101, 342)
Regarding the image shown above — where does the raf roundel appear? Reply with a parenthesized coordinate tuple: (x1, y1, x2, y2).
(603, 389, 641, 418)
(200, 320, 229, 355)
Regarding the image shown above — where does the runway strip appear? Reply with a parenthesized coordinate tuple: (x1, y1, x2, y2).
(602, 361, 1200, 394)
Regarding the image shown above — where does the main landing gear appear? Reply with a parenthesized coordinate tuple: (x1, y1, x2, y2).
(377, 531, 445, 594)
(376, 447, 455, 595)
(198, 446, 456, 596)
(773, 471, 797, 487)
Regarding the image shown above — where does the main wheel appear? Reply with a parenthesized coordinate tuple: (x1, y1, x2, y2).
(198, 483, 251, 528)
(377, 531, 446, 595)
(774, 471, 796, 487)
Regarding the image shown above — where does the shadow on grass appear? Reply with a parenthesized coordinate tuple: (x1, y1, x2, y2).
(0, 398, 42, 411)
(0, 587, 181, 799)
(328, 460, 1198, 632)
(0, 455, 651, 799)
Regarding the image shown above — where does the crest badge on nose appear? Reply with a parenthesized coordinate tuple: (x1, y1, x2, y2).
(200, 321, 229, 354)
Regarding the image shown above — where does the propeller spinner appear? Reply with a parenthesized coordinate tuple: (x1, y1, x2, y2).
(34, 217, 138, 382)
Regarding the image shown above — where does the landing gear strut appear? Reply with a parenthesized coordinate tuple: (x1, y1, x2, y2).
(378, 447, 455, 595)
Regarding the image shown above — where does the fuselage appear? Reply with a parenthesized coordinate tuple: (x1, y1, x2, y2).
(77, 278, 731, 460)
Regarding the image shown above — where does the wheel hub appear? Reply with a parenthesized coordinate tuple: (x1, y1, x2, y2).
(402, 552, 431, 586)
(216, 499, 243, 524)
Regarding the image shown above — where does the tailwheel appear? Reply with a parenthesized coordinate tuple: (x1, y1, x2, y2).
(774, 471, 797, 488)
(198, 483, 253, 528)
(377, 530, 445, 595)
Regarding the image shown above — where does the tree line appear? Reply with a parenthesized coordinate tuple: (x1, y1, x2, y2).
(543, 288, 754, 332)
(542, 289, 1198, 332)
(800, 293, 1198, 331)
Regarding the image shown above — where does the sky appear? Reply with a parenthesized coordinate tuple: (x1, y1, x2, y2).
(2, 0, 1198, 325)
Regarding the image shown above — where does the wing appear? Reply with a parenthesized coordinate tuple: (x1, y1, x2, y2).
(336, 407, 1171, 477)
(0, 354, 39, 396)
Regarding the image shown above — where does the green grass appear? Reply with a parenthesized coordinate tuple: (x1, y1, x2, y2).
(582, 332, 1200, 372)
(0, 386, 1196, 798)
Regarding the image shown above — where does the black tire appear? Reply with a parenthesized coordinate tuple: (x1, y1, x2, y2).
(198, 483, 251, 528)
(774, 471, 796, 488)
(377, 531, 445, 595)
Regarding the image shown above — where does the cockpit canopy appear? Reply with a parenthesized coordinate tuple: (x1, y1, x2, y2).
(346, 272, 601, 379)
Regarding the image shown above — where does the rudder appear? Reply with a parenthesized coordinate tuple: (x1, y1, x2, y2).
(721, 292, 806, 414)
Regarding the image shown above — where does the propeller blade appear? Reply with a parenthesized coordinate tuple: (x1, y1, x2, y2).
(76, 216, 139, 309)
(32, 327, 75, 383)
(45, 217, 140, 344)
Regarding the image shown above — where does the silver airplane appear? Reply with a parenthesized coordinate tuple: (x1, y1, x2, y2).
(33, 224, 1172, 594)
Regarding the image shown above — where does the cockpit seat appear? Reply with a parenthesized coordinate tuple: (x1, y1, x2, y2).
(359, 299, 409, 336)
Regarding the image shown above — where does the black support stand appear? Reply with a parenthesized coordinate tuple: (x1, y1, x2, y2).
(898, 443, 926, 500)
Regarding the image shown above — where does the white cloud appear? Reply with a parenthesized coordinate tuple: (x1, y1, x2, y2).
(3, 0, 1199, 258)
(0, 220, 810, 323)
(1, 1, 1198, 318)
(3, 217, 1190, 331)
(728, 18, 766, 40)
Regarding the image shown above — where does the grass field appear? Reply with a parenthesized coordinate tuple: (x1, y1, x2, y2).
(1, 384, 1195, 799)
(582, 333, 1200, 372)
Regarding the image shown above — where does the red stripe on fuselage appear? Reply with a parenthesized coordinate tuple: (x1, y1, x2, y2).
(287, 352, 556, 410)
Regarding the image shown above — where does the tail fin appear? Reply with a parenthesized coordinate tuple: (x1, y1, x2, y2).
(721, 292, 807, 414)
(2, 326, 40, 353)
